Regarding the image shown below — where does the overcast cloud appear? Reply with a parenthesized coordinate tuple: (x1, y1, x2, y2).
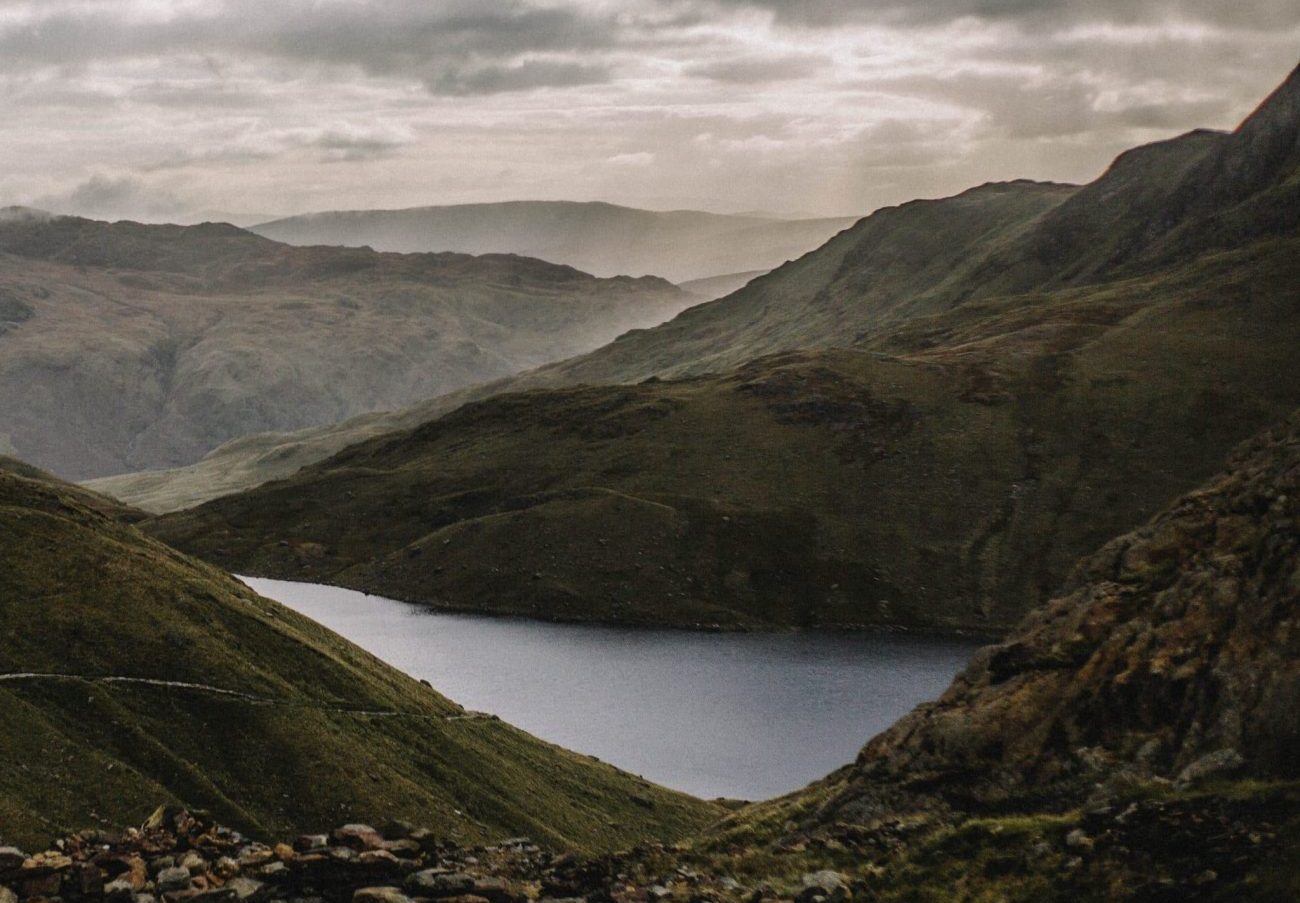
(2, 0, 1296, 221)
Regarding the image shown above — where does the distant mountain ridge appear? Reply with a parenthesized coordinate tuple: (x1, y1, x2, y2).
(0, 214, 695, 479)
(251, 200, 858, 283)
(144, 65, 1300, 632)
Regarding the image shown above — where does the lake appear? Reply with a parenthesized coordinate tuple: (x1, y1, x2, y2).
(242, 577, 985, 801)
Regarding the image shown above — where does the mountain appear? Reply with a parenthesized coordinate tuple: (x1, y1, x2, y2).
(251, 201, 858, 283)
(691, 411, 1300, 900)
(0, 458, 719, 851)
(12, 415, 1298, 903)
(143, 66, 1300, 631)
(678, 270, 769, 302)
(0, 213, 694, 479)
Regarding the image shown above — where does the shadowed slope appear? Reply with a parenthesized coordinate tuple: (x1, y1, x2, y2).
(0, 461, 719, 851)
(149, 232, 1300, 630)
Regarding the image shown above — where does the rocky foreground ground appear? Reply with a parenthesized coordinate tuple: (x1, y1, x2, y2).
(2, 793, 1298, 903)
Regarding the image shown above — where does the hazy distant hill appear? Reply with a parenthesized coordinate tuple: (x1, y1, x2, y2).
(145, 65, 1300, 632)
(0, 459, 717, 849)
(0, 214, 693, 479)
(251, 201, 858, 283)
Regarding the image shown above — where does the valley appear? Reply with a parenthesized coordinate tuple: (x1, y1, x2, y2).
(1, 8, 1297, 896)
(144, 66, 1300, 631)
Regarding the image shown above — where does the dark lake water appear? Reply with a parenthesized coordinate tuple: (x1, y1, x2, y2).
(242, 577, 984, 801)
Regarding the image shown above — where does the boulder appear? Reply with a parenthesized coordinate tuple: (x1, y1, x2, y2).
(333, 826, 385, 851)
(1177, 749, 1247, 786)
(796, 871, 847, 903)
(157, 867, 193, 893)
(352, 888, 412, 903)
(405, 871, 474, 897)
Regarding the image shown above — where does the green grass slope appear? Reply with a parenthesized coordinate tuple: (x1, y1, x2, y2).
(149, 233, 1300, 630)
(0, 213, 694, 480)
(0, 461, 720, 851)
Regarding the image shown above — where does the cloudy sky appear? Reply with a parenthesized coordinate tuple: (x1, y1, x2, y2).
(2, 0, 1298, 223)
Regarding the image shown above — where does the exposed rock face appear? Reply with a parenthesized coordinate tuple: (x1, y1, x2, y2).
(817, 411, 1300, 820)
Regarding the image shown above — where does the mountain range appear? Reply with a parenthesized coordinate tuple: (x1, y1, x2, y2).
(0, 212, 693, 479)
(251, 202, 857, 283)
(142, 65, 1300, 632)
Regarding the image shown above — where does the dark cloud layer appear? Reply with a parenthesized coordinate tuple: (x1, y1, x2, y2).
(0, 1, 621, 95)
(702, 0, 1300, 31)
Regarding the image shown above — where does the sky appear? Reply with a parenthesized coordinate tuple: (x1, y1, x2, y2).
(2, 0, 1298, 223)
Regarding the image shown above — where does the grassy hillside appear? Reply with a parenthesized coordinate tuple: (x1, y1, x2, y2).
(252, 201, 857, 283)
(0, 213, 693, 479)
(0, 460, 720, 851)
(149, 233, 1300, 631)
(96, 67, 1300, 514)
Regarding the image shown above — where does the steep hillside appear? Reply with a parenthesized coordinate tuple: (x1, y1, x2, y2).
(0, 460, 719, 851)
(97, 65, 1300, 514)
(687, 412, 1300, 900)
(0, 214, 692, 479)
(149, 231, 1300, 630)
(252, 201, 857, 283)
(89, 180, 1077, 512)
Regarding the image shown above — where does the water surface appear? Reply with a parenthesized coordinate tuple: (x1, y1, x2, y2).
(243, 577, 984, 801)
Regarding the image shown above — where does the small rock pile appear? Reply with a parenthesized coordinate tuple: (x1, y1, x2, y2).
(0, 809, 751, 903)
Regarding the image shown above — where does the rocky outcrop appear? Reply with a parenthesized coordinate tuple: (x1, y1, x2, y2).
(0, 808, 734, 903)
(810, 410, 1300, 822)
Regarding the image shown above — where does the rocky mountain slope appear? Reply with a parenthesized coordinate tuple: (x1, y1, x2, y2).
(0, 460, 719, 851)
(251, 202, 857, 283)
(0, 213, 693, 479)
(146, 65, 1300, 631)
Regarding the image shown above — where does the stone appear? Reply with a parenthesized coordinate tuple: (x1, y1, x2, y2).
(333, 825, 385, 851)
(107, 877, 140, 901)
(470, 877, 514, 903)
(226, 878, 268, 902)
(1064, 829, 1093, 852)
(158, 867, 194, 893)
(273, 845, 295, 863)
(238, 847, 276, 868)
(0, 886, 17, 903)
(796, 871, 847, 903)
(123, 857, 149, 890)
(352, 888, 412, 903)
(1177, 749, 1246, 785)
(293, 836, 328, 854)
(181, 852, 208, 875)
(379, 840, 421, 858)
(405, 871, 475, 897)
(0, 848, 26, 872)
(381, 821, 415, 840)
(213, 859, 241, 881)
